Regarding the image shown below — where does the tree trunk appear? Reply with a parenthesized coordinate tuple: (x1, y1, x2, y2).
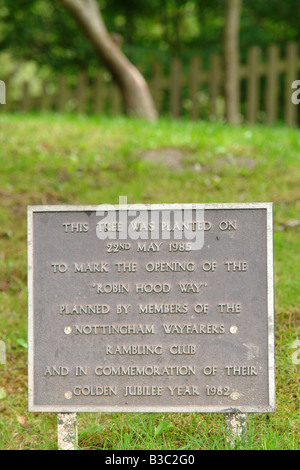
(59, 0, 157, 121)
(224, 0, 242, 125)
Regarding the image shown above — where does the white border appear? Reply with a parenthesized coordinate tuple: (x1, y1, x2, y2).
(266, 205, 276, 411)
(27, 203, 275, 413)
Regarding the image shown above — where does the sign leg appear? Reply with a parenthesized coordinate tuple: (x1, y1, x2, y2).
(57, 413, 78, 450)
(225, 412, 247, 448)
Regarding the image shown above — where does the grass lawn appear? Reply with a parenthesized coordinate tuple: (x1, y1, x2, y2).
(0, 112, 299, 450)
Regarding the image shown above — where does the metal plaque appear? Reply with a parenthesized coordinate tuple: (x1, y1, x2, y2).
(28, 203, 275, 412)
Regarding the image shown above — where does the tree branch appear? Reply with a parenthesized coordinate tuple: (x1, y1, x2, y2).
(58, 0, 157, 120)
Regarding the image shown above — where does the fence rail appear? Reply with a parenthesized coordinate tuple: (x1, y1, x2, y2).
(1, 42, 300, 126)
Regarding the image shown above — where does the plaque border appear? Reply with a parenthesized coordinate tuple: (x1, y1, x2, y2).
(27, 203, 275, 413)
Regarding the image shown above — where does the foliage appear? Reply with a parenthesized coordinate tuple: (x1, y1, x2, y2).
(1, 0, 300, 76)
(0, 0, 98, 74)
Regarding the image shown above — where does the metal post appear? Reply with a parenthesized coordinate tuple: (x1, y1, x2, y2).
(226, 412, 247, 448)
(57, 413, 78, 450)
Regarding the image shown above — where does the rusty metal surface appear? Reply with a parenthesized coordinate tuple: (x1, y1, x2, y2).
(27, 204, 275, 412)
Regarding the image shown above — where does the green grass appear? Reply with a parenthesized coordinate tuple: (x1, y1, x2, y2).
(0, 112, 299, 450)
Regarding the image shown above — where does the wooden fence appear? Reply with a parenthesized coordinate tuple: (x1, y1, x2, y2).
(2, 42, 300, 126)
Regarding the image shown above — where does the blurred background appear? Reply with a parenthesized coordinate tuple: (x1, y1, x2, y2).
(1, 0, 300, 125)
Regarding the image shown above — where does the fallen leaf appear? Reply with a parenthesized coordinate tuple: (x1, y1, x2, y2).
(17, 415, 27, 427)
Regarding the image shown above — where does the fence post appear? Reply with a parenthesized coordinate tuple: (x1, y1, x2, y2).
(76, 72, 88, 114)
(151, 61, 164, 115)
(94, 71, 106, 114)
(189, 56, 202, 120)
(110, 84, 122, 116)
(39, 80, 51, 112)
(266, 44, 280, 125)
(285, 42, 298, 127)
(246, 46, 261, 124)
(209, 54, 222, 121)
(21, 82, 31, 112)
(56, 75, 68, 112)
(224, 0, 242, 125)
(170, 57, 182, 118)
